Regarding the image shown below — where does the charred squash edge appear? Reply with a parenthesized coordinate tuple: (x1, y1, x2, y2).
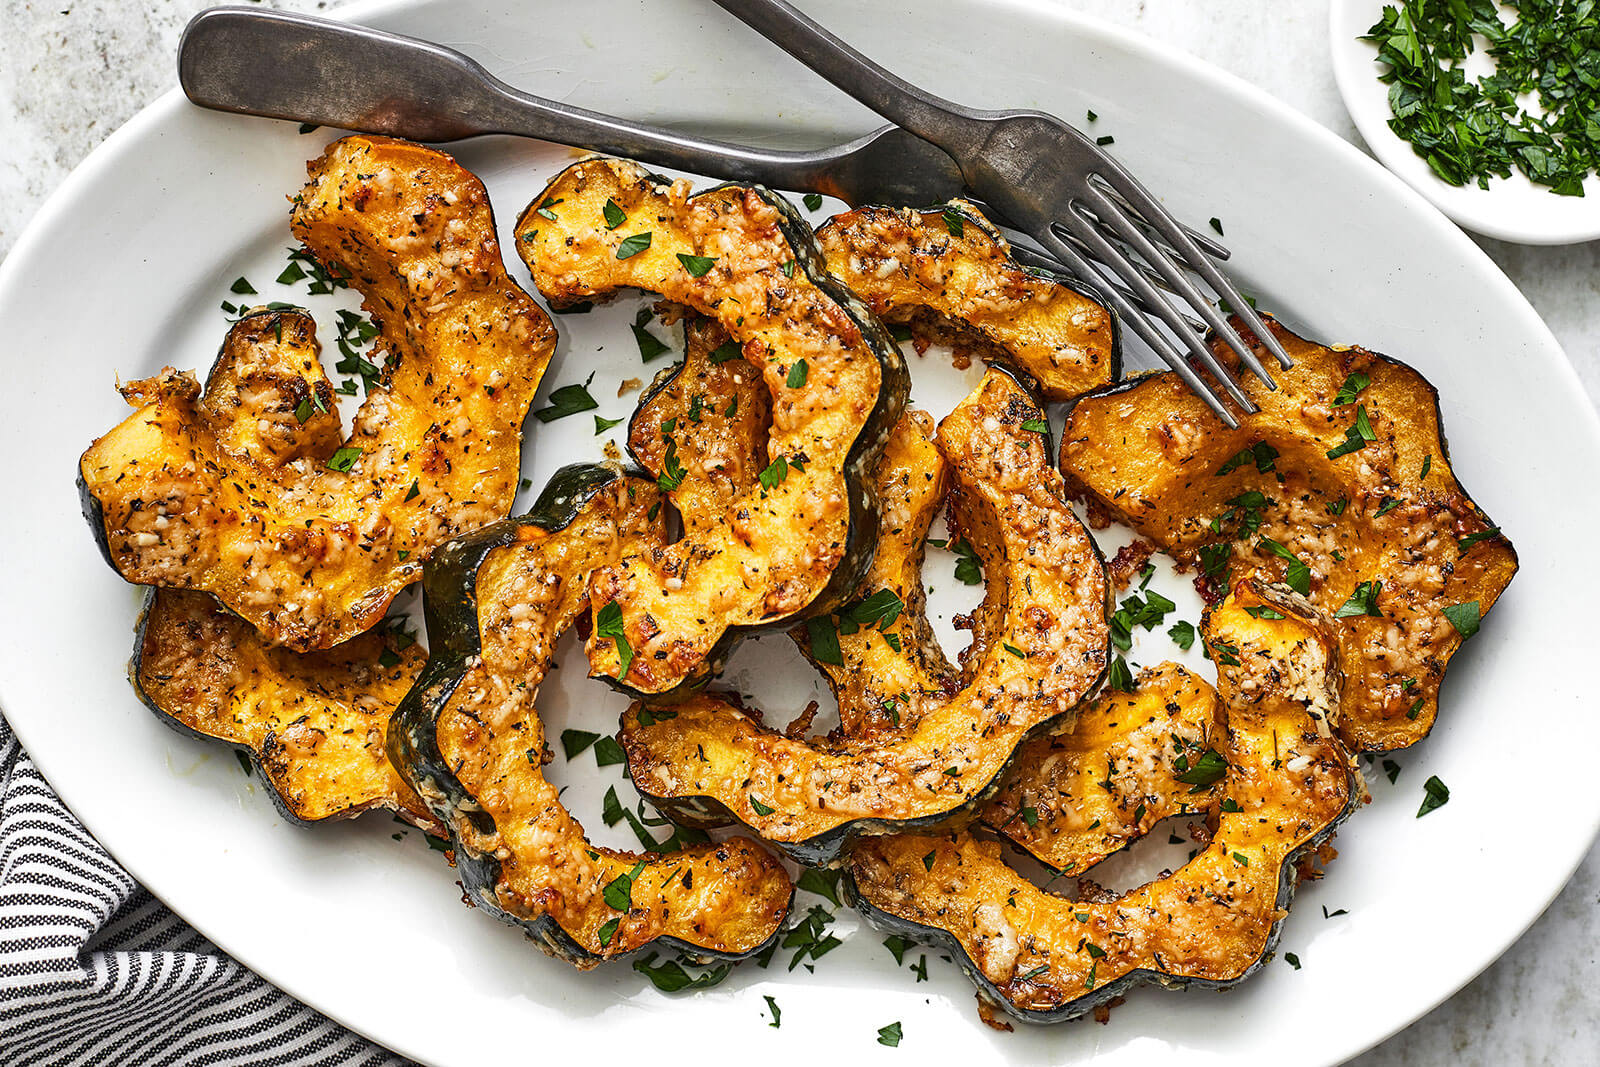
(386, 462, 791, 964)
(517, 159, 909, 699)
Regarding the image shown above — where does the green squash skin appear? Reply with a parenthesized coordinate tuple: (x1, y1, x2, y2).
(535, 162, 910, 702)
(626, 362, 1110, 868)
(386, 462, 790, 965)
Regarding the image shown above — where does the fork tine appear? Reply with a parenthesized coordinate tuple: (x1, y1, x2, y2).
(1083, 191, 1279, 391)
(1007, 244, 1206, 333)
(1087, 164, 1294, 372)
(1057, 208, 1256, 413)
(1034, 227, 1243, 429)
(1091, 178, 1229, 261)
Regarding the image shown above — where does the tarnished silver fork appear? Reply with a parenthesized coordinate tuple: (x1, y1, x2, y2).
(713, 0, 1293, 425)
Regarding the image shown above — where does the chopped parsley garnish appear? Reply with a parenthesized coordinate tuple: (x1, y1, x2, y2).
(780, 259, 796, 277)
(1326, 404, 1377, 459)
(797, 868, 842, 906)
(803, 192, 826, 212)
(601, 786, 625, 827)
(750, 796, 775, 816)
(1258, 536, 1312, 595)
(708, 339, 743, 363)
(922, 851, 936, 871)
(805, 616, 844, 666)
(783, 904, 843, 971)
(1021, 418, 1050, 434)
(1420, 453, 1432, 480)
(631, 308, 671, 361)
(594, 414, 623, 434)
(1209, 217, 1224, 236)
(1096, 134, 1115, 146)
(942, 209, 964, 237)
(615, 232, 652, 259)
(596, 600, 634, 676)
(883, 935, 914, 965)
(930, 537, 983, 585)
(1458, 527, 1500, 552)
(1284, 951, 1301, 970)
(1217, 440, 1279, 476)
(657, 436, 686, 493)
(229, 276, 256, 295)
(1335, 580, 1384, 618)
(533, 372, 598, 422)
(560, 728, 600, 759)
(1175, 747, 1228, 791)
(1364, 0, 1600, 195)
(1232, 851, 1250, 867)
(844, 588, 904, 630)
(1244, 605, 1287, 620)
(877, 1022, 903, 1048)
(677, 253, 717, 277)
(1168, 620, 1196, 650)
(1332, 371, 1371, 406)
(1383, 758, 1403, 784)
(758, 456, 790, 491)
(632, 951, 732, 992)
(535, 196, 561, 221)
(597, 916, 620, 946)
(1442, 600, 1481, 637)
(325, 446, 361, 473)
(1110, 588, 1177, 651)
(1417, 773, 1450, 817)
(888, 323, 914, 342)
(1003, 643, 1027, 659)
(1327, 496, 1349, 516)
(602, 859, 646, 911)
(1107, 654, 1136, 692)
(786, 358, 809, 388)
(603, 198, 627, 229)
(765, 995, 782, 1028)
(1205, 637, 1242, 667)
(235, 751, 253, 777)
(593, 736, 627, 767)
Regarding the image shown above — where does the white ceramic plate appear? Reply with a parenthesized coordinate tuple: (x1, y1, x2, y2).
(1330, 0, 1600, 244)
(3, 1, 1598, 1064)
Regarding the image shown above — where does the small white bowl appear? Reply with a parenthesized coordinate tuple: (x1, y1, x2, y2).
(1330, 0, 1600, 244)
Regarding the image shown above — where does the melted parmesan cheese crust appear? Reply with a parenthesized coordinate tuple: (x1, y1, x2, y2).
(517, 158, 904, 693)
(1059, 319, 1516, 751)
(619, 370, 1107, 852)
(80, 136, 556, 651)
(431, 479, 791, 962)
(847, 581, 1359, 1018)
(817, 202, 1116, 400)
(137, 587, 437, 828)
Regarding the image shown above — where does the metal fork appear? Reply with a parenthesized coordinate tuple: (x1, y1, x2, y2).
(712, 0, 1293, 425)
(180, 9, 1213, 378)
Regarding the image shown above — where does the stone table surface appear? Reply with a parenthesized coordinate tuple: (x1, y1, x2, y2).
(2, 1, 1595, 1064)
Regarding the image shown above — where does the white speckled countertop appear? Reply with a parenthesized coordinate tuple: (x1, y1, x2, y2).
(3, 1, 1595, 1063)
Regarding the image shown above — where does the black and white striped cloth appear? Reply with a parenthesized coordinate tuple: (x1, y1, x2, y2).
(0, 715, 408, 1066)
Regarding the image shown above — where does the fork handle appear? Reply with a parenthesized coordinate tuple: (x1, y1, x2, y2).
(710, 0, 989, 158)
(179, 6, 848, 186)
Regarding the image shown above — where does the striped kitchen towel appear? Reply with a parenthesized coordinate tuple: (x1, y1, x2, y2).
(0, 715, 408, 1066)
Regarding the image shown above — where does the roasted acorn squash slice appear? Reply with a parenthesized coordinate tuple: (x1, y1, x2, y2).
(80, 137, 556, 651)
(845, 579, 1360, 1023)
(1059, 317, 1516, 752)
(982, 664, 1223, 874)
(135, 587, 437, 830)
(816, 201, 1119, 400)
(619, 367, 1109, 865)
(516, 158, 908, 695)
(388, 465, 792, 965)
